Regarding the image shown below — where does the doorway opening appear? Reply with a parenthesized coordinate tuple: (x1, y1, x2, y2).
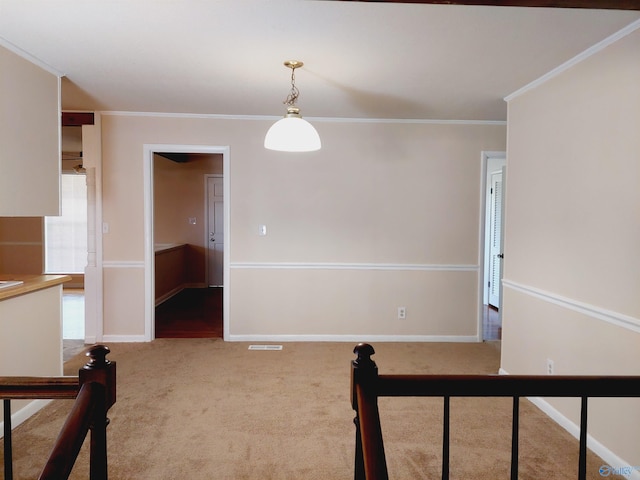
(153, 153, 223, 338)
(144, 145, 230, 341)
(59, 122, 89, 357)
(46, 172, 87, 345)
(481, 151, 506, 341)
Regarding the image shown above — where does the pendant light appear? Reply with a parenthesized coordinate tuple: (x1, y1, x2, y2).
(264, 60, 321, 152)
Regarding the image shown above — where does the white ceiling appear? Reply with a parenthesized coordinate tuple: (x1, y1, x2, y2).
(0, 1, 638, 121)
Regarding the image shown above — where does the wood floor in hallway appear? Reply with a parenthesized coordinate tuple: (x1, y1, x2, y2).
(483, 304, 501, 341)
(155, 287, 223, 338)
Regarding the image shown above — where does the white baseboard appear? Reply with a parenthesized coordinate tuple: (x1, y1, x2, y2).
(528, 397, 640, 480)
(100, 334, 479, 344)
(500, 369, 640, 480)
(228, 334, 479, 343)
(101, 334, 149, 343)
(0, 399, 51, 439)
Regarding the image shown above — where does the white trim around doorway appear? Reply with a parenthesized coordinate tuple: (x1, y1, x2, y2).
(143, 144, 231, 342)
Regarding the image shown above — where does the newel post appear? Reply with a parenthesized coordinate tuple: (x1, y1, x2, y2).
(351, 343, 378, 411)
(352, 343, 387, 480)
(79, 345, 116, 480)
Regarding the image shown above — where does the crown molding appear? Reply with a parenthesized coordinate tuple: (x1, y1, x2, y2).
(100, 110, 506, 125)
(505, 18, 640, 102)
(0, 36, 65, 77)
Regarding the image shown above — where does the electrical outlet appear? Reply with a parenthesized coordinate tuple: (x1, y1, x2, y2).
(546, 358, 554, 375)
(397, 307, 406, 320)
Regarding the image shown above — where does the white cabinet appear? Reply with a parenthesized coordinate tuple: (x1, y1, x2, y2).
(0, 275, 69, 426)
(0, 44, 61, 216)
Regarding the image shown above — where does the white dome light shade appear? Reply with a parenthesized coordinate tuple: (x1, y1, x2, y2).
(264, 110, 321, 152)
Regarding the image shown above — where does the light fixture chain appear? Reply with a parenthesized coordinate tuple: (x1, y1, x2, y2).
(283, 66, 300, 107)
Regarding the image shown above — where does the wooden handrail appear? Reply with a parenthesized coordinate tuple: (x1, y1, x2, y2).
(351, 343, 640, 480)
(38, 382, 103, 480)
(1, 345, 116, 480)
(375, 374, 640, 397)
(0, 377, 80, 399)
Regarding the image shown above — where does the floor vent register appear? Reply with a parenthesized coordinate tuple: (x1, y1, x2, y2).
(248, 345, 283, 351)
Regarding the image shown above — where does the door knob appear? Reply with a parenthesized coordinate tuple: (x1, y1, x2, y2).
(498, 253, 504, 259)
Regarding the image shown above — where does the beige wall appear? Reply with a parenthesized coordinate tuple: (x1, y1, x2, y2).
(0, 216, 84, 288)
(0, 45, 60, 216)
(0, 217, 44, 274)
(99, 114, 505, 339)
(502, 28, 640, 465)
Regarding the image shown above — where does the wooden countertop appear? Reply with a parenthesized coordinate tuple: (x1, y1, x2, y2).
(0, 274, 71, 301)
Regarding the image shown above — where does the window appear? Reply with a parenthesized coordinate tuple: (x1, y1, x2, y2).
(45, 174, 87, 273)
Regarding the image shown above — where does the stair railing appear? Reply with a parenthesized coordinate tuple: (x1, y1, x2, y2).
(1, 344, 116, 480)
(351, 342, 640, 480)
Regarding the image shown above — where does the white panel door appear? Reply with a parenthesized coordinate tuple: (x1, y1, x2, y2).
(488, 171, 503, 308)
(207, 176, 224, 287)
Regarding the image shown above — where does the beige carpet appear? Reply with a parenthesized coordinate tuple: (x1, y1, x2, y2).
(1, 340, 623, 479)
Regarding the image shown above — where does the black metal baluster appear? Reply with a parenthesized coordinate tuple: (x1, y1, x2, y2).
(578, 396, 588, 480)
(354, 415, 365, 480)
(511, 396, 519, 480)
(4, 399, 13, 480)
(442, 395, 450, 480)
